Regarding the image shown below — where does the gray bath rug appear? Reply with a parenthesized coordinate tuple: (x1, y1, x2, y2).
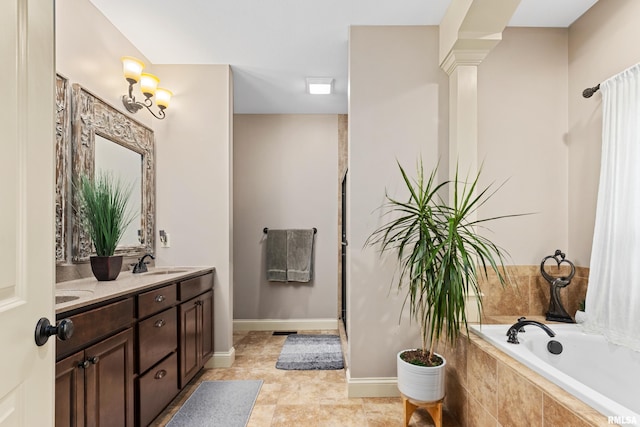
(166, 380, 262, 427)
(276, 334, 344, 370)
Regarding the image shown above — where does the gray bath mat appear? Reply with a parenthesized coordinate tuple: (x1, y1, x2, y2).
(276, 334, 344, 370)
(166, 380, 262, 427)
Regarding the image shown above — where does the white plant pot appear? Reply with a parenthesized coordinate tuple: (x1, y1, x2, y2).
(397, 350, 446, 402)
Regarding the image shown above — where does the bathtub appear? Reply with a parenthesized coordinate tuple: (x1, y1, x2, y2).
(470, 323, 640, 421)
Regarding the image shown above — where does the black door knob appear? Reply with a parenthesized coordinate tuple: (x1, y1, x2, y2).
(34, 317, 74, 346)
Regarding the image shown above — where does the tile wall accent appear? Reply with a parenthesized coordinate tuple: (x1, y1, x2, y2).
(478, 265, 589, 320)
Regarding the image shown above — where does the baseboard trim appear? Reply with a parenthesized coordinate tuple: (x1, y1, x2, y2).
(233, 318, 338, 331)
(347, 371, 399, 398)
(205, 347, 235, 368)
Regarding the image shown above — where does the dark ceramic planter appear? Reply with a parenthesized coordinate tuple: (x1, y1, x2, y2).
(90, 255, 123, 281)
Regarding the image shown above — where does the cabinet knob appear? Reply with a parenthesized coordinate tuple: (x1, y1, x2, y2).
(155, 295, 166, 303)
(154, 319, 166, 328)
(154, 369, 167, 380)
(78, 360, 90, 369)
(88, 356, 100, 365)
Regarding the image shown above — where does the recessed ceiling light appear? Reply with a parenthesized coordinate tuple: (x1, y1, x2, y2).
(306, 77, 334, 95)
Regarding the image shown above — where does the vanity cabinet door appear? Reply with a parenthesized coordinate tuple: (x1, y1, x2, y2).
(55, 351, 85, 427)
(178, 289, 214, 388)
(201, 290, 214, 363)
(84, 328, 135, 427)
(178, 297, 201, 388)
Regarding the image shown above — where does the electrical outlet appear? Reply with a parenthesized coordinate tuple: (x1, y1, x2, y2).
(159, 230, 171, 248)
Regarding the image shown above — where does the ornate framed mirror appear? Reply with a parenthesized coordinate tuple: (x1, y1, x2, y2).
(70, 83, 155, 262)
(55, 74, 70, 264)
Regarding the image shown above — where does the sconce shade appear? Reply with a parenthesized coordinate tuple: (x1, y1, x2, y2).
(140, 73, 159, 97)
(155, 88, 173, 110)
(122, 56, 145, 84)
(121, 56, 171, 119)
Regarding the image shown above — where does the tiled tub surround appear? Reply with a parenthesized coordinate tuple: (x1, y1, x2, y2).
(55, 266, 214, 313)
(471, 324, 639, 420)
(439, 265, 617, 426)
(440, 321, 610, 427)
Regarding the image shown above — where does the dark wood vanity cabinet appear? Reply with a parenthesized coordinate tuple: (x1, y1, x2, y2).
(178, 275, 214, 388)
(55, 271, 214, 427)
(135, 284, 179, 427)
(55, 328, 135, 427)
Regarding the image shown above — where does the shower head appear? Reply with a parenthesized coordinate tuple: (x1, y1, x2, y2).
(582, 84, 600, 98)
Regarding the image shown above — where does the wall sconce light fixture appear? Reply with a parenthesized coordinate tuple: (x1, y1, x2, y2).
(121, 56, 173, 120)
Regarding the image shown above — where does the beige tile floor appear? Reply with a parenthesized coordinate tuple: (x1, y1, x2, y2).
(151, 330, 459, 427)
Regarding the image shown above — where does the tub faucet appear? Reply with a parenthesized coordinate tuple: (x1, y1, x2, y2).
(132, 253, 155, 273)
(506, 318, 555, 344)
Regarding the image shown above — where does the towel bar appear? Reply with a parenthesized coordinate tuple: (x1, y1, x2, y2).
(263, 227, 317, 234)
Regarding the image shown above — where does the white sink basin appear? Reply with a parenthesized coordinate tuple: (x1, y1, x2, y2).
(145, 269, 190, 276)
(55, 289, 94, 304)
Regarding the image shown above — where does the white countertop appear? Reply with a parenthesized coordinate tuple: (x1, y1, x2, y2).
(55, 266, 214, 314)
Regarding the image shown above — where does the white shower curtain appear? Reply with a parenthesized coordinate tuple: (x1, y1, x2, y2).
(584, 63, 640, 351)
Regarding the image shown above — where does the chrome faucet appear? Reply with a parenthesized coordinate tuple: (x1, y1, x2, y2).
(132, 253, 155, 273)
(506, 317, 555, 344)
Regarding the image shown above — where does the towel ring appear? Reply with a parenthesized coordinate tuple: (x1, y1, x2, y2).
(263, 227, 317, 234)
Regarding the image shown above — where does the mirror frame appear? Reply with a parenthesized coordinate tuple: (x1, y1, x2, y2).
(55, 74, 70, 264)
(70, 83, 155, 262)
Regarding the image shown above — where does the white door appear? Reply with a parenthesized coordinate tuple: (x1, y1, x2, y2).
(0, 0, 56, 425)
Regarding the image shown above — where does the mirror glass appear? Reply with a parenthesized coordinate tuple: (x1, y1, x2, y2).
(94, 134, 142, 247)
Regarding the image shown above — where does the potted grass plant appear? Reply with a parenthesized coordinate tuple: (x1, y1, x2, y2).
(366, 160, 516, 402)
(77, 171, 136, 281)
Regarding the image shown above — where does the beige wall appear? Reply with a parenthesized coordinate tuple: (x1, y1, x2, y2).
(154, 64, 234, 356)
(477, 27, 569, 265)
(567, 0, 640, 266)
(55, 0, 234, 355)
(348, 26, 449, 379)
(347, 25, 573, 382)
(233, 114, 338, 320)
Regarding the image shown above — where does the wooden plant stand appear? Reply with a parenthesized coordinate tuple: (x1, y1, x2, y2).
(401, 393, 443, 427)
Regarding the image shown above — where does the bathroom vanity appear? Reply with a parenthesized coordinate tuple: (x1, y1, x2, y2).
(54, 267, 214, 427)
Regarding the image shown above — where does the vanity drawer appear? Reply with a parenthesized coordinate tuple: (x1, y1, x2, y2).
(137, 283, 177, 319)
(56, 298, 135, 360)
(178, 273, 213, 302)
(138, 352, 178, 427)
(138, 306, 177, 373)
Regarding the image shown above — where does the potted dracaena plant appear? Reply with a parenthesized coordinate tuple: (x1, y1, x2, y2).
(77, 171, 136, 281)
(366, 159, 517, 402)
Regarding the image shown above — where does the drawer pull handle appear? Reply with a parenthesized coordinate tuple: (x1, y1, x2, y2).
(154, 369, 167, 380)
(154, 319, 166, 328)
(155, 295, 166, 303)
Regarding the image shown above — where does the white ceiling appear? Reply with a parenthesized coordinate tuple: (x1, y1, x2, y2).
(89, 0, 598, 114)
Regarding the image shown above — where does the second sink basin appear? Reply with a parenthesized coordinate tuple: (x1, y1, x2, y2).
(146, 269, 190, 276)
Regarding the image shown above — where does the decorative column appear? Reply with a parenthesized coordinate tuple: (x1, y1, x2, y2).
(439, 0, 521, 187)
